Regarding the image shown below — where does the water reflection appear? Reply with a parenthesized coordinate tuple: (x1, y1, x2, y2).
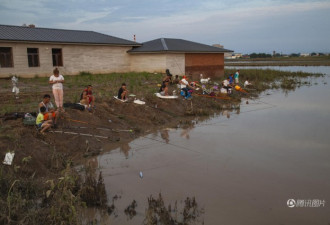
(84, 73, 330, 225)
(160, 129, 170, 143)
(120, 142, 131, 159)
(180, 126, 192, 139)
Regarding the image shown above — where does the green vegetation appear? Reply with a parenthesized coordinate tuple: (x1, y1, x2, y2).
(225, 68, 323, 92)
(0, 69, 323, 114)
(0, 72, 163, 114)
(249, 53, 272, 58)
(0, 161, 107, 225)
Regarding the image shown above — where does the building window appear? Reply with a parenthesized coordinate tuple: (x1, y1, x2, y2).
(52, 48, 63, 67)
(0, 47, 13, 68)
(27, 48, 40, 67)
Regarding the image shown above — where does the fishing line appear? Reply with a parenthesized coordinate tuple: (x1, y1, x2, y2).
(194, 99, 277, 128)
(142, 135, 203, 155)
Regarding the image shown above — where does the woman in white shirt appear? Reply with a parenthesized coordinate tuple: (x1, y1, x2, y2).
(49, 68, 65, 112)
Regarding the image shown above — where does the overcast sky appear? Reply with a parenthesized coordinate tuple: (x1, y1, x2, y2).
(1, 0, 330, 54)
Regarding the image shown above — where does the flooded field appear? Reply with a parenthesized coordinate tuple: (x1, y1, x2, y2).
(226, 65, 330, 74)
(86, 70, 330, 224)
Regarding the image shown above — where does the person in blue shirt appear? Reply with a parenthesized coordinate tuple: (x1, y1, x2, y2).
(229, 74, 234, 85)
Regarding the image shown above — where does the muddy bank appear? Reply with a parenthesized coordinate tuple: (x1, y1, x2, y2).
(0, 70, 322, 224)
(0, 90, 240, 225)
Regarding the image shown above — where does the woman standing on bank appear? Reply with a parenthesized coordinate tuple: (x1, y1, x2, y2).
(49, 68, 65, 112)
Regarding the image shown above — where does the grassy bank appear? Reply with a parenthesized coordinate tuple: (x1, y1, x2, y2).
(0, 72, 163, 114)
(225, 55, 330, 66)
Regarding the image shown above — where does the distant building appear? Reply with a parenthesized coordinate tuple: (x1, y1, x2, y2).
(241, 54, 250, 59)
(0, 24, 232, 77)
(300, 53, 310, 57)
(212, 44, 224, 48)
(224, 53, 242, 59)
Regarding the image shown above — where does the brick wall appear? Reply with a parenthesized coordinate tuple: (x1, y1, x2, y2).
(185, 53, 225, 77)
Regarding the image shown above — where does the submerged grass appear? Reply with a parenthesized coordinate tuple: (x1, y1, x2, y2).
(224, 68, 323, 92)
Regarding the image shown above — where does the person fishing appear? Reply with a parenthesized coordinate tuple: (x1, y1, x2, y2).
(38, 94, 58, 128)
(163, 69, 173, 84)
(159, 80, 169, 96)
(180, 75, 194, 98)
(244, 78, 252, 87)
(118, 83, 129, 100)
(80, 85, 95, 109)
(222, 77, 232, 94)
(173, 75, 180, 84)
(36, 106, 53, 134)
(229, 74, 234, 86)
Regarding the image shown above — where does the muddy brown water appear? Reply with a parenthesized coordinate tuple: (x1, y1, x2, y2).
(84, 74, 330, 224)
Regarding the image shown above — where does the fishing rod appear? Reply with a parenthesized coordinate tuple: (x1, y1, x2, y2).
(49, 130, 120, 141)
(192, 93, 231, 100)
(62, 125, 133, 133)
(64, 117, 134, 133)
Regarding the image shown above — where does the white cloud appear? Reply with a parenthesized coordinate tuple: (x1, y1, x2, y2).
(55, 7, 119, 28)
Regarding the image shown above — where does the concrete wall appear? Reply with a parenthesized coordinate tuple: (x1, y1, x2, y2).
(165, 54, 185, 75)
(129, 54, 166, 73)
(0, 41, 225, 78)
(0, 42, 132, 78)
(129, 53, 185, 75)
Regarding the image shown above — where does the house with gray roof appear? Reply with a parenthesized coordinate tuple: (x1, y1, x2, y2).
(0, 24, 232, 78)
(0, 24, 140, 77)
(128, 38, 232, 77)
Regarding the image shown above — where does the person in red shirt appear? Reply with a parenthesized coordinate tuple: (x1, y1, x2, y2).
(80, 85, 95, 108)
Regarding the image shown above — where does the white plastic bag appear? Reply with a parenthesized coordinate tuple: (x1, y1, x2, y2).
(3, 152, 15, 165)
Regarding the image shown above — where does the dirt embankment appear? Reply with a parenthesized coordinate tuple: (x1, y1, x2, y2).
(1, 94, 240, 168)
(0, 90, 241, 224)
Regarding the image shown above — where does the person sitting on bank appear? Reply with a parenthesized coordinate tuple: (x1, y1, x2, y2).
(38, 94, 58, 127)
(173, 75, 180, 84)
(222, 77, 232, 93)
(118, 83, 128, 100)
(180, 75, 194, 98)
(159, 80, 169, 96)
(244, 78, 252, 88)
(229, 74, 235, 86)
(163, 69, 173, 84)
(80, 85, 95, 109)
(36, 106, 53, 134)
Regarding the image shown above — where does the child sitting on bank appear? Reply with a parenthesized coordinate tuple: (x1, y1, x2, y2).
(36, 106, 53, 134)
(80, 85, 95, 110)
(118, 83, 129, 100)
